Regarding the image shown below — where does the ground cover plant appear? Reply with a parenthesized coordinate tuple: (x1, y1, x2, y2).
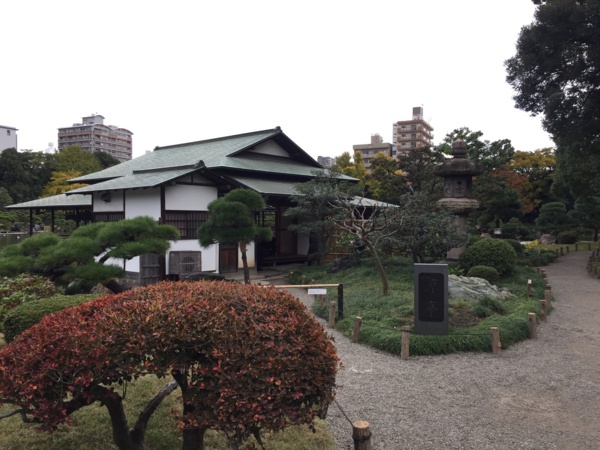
(0, 280, 338, 450)
(290, 254, 549, 355)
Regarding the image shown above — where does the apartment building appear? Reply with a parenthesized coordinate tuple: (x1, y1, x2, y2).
(392, 106, 434, 157)
(58, 114, 133, 162)
(0, 124, 18, 152)
(352, 133, 392, 170)
(317, 155, 336, 168)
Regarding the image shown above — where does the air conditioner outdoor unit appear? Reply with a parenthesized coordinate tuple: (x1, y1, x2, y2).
(169, 251, 202, 275)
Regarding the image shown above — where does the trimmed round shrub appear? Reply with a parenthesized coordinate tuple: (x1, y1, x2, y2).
(556, 230, 578, 244)
(459, 238, 517, 276)
(2, 294, 97, 343)
(0, 274, 59, 327)
(501, 219, 529, 240)
(467, 265, 500, 283)
(0, 281, 338, 448)
(503, 238, 524, 256)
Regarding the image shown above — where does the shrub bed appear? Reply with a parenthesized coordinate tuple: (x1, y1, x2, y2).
(459, 239, 517, 276)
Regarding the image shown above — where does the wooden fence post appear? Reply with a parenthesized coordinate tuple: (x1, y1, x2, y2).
(352, 421, 372, 450)
(337, 284, 344, 320)
(540, 300, 547, 321)
(545, 285, 552, 301)
(490, 327, 501, 356)
(328, 301, 336, 328)
(528, 313, 538, 339)
(526, 279, 532, 298)
(351, 317, 362, 343)
(401, 326, 411, 360)
(301, 275, 306, 285)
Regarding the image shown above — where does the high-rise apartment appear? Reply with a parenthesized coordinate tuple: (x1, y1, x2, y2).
(317, 155, 336, 168)
(352, 134, 392, 170)
(0, 124, 18, 152)
(392, 107, 434, 157)
(58, 114, 133, 161)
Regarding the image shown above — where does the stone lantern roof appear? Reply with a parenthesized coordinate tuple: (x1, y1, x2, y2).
(434, 139, 484, 177)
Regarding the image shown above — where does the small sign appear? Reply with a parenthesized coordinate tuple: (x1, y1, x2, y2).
(414, 264, 449, 335)
(308, 288, 327, 295)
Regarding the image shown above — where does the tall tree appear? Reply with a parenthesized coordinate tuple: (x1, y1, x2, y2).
(366, 153, 408, 204)
(0, 149, 54, 203)
(332, 151, 367, 184)
(398, 146, 445, 197)
(285, 171, 343, 265)
(569, 196, 600, 241)
(55, 145, 102, 175)
(39, 170, 89, 198)
(197, 189, 273, 284)
(506, 0, 600, 196)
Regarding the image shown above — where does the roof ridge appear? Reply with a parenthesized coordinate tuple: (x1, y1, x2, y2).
(154, 127, 281, 151)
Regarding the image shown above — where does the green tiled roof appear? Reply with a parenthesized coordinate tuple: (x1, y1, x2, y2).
(70, 128, 292, 184)
(69, 167, 198, 194)
(230, 176, 302, 196)
(64, 127, 356, 195)
(6, 194, 91, 210)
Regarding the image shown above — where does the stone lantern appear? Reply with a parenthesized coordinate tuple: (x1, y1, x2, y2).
(434, 139, 483, 260)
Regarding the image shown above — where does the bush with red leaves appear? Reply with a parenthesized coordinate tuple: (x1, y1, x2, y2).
(0, 281, 338, 450)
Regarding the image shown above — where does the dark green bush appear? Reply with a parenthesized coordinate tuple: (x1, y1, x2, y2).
(556, 230, 578, 244)
(459, 239, 517, 276)
(2, 294, 96, 343)
(503, 239, 524, 256)
(501, 219, 529, 240)
(467, 265, 500, 283)
(522, 248, 559, 266)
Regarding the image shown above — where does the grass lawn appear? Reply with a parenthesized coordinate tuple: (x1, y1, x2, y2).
(0, 372, 335, 450)
(289, 253, 555, 355)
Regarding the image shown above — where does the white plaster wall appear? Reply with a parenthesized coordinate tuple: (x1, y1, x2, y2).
(93, 191, 124, 212)
(125, 189, 160, 219)
(165, 184, 217, 211)
(249, 141, 288, 157)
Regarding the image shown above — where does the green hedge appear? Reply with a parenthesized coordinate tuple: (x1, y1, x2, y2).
(2, 294, 97, 343)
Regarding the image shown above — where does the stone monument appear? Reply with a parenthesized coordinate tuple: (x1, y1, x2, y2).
(434, 139, 483, 260)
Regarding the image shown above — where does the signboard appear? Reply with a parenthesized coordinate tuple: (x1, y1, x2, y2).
(308, 288, 327, 295)
(414, 264, 448, 335)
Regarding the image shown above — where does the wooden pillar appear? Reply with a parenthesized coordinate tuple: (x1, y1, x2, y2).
(352, 421, 372, 450)
(401, 326, 411, 360)
(526, 279, 532, 298)
(528, 313, 538, 339)
(338, 284, 344, 320)
(540, 300, 547, 321)
(328, 301, 336, 328)
(490, 327, 501, 356)
(351, 317, 362, 343)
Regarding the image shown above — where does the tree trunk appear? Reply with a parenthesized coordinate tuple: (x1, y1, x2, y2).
(239, 240, 250, 284)
(172, 369, 207, 450)
(100, 391, 146, 450)
(364, 240, 389, 295)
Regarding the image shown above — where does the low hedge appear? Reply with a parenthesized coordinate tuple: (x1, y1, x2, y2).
(467, 265, 500, 283)
(2, 294, 97, 343)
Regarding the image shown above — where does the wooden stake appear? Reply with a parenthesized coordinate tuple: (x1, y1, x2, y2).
(490, 327, 501, 356)
(528, 313, 538, 339)
(566, 245, 570, 253)
(320, 295, 326, 309)
(328, 301, 336, 328)
(301, 275, 306, 284)
(401, 326, 411, 360)
(352, 421, 372, 450)
(545, 285, 552, 301)
(351, 317, 362, 343)
(526, 279, 532, 298)
(540, 300, 547, 321)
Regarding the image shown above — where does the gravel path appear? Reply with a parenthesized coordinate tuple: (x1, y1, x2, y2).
(287, 251, 600, 449)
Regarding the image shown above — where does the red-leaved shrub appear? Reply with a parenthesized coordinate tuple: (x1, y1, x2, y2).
(0, 281, 338, 450)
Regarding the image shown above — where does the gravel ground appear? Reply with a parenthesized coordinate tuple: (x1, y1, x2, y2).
(286, 251, 600, 450)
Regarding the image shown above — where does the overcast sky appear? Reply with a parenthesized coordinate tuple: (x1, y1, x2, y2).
(2, 0, 554, 160)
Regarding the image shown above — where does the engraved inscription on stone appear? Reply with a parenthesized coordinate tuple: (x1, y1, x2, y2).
(418, 273, 445, 322)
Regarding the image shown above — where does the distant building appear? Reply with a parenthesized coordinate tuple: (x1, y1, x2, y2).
(58, 114, 133, 162)
(0, 124, 18, 152)
(352, 133, 392, 171)
(392, 106, 434, 157)
(317, 155, 336, 168)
